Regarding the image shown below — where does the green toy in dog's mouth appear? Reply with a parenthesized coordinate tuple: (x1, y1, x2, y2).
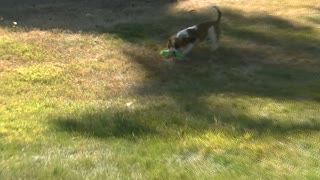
(160, 50, 184, 59)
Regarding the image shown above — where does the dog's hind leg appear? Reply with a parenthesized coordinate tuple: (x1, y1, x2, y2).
(208, 26, 218, 51)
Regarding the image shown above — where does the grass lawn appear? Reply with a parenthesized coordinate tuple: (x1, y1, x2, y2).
(1, 0, 320, 179)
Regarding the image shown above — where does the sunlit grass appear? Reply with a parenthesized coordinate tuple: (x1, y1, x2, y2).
(0, 38, 51, 63)
(14, 65, 66, 84)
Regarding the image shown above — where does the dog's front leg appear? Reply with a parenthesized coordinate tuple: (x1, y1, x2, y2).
(181, 43, 195, 56)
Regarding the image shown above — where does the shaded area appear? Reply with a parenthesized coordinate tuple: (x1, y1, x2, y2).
(0, 0, 176, 9)
(0, 0, 176, 32)
(52, 104, 320, 140)
(120, 9, 320, 101)
(53, 110, 158, 138)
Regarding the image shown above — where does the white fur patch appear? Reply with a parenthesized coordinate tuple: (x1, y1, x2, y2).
(188, 25, 198, 30)
(176, 29, 188, 38)
(176, 25, 197, 38)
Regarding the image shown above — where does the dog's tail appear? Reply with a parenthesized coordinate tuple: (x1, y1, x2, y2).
(212, 6, 222, 23)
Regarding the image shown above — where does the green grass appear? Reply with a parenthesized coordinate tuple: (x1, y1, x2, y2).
(0, 38, 51, 62)
(1, 0, 320, 179)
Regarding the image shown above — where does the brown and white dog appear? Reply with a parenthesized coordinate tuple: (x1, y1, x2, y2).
(167, 6, 222, 58)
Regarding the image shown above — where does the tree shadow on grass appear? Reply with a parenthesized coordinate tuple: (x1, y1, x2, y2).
(0, 0, 176, 32)
(118, 7, 320, 99)
(53, 110, 158, 138)
(52, 102, 320, 140)
(54, 7, 320, 139)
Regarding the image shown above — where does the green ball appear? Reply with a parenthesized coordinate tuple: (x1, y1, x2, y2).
(160, 50, 184, 59)
(160, 50, 172, 56)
